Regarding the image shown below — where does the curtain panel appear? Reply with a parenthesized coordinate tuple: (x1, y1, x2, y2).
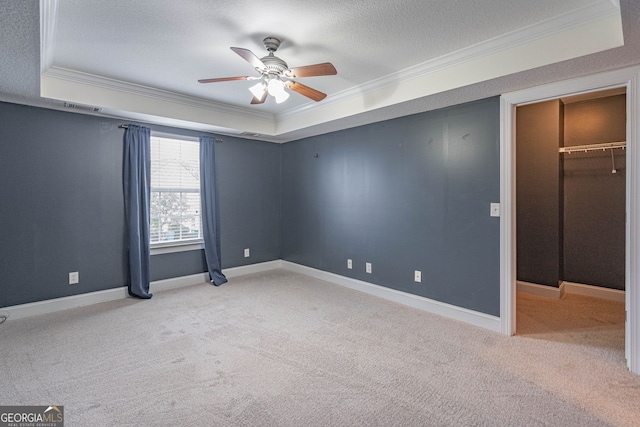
(123, 125, 153, 299)
(200, 136, 227, 286)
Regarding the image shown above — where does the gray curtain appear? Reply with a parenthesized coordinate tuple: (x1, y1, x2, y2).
(200, 136, 227, 286)
(123, 125, 153, 299)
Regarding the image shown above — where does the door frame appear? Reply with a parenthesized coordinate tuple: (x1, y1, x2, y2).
(499, 65, 640, 374)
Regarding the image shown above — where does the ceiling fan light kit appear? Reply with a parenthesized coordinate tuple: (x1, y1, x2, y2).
(267, 79, 289, 103)
(248, 82, 266, 99)
(198, 37, 337, 105)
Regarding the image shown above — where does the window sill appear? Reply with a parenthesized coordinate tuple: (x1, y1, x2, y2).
(150, 240, 204, 255)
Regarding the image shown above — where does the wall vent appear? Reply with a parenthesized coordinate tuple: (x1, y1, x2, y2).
(64, 102, 102, 113)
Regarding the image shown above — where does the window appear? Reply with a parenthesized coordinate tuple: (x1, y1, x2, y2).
(150, 134, 201, 247)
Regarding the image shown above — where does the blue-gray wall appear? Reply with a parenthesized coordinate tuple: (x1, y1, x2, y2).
(217, 136, 282, 268)
(281, 98, 501, 316)
(0, 101, 281, 307)
(1, 97, 501, 316)
(563, 95, 626, 290)
(516, 100, 564, 287)
(516, 95, 626, 290)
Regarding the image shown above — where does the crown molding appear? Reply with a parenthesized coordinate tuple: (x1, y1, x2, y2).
(42, 66, 274, 123)
(277, 0, 621, 122)
(39, 0, 622, 139)
(39, 0, 58, 74)
(39, 2, 275, 135)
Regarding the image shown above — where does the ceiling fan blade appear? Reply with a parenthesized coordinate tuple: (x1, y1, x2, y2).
(250, 91, 268, 105)
(230, 47, 266, 71)
(198, 76, 251, 83)
(285, 81, 327, 102)
(285, 63, 337, 78)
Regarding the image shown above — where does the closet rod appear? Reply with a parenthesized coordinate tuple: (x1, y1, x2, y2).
(559, 141, 626, 154)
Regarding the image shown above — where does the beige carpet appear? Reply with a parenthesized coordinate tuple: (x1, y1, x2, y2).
(517, 290, 626, 349)
(1, 269, 639, 426)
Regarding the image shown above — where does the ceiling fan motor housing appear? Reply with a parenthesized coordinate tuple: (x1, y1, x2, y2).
(260, 37, 288, 75)
(260, 54, 288, 75)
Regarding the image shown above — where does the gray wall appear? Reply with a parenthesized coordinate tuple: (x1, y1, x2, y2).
(281, 98, 501, 316)
(217, 135, 282, 268)
(563, 95, 626, 289)
(516, 100, 564, 287)
(516, 95, 626, 290)
(0, 102, 281, 307)
(1, 97, 502, 315)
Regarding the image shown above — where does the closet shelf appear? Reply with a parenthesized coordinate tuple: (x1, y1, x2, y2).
(559, 141, 626, 154)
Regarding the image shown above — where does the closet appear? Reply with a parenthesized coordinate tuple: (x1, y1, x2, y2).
(516, 90, 626, 291)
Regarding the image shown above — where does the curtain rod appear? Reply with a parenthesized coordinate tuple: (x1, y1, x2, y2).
(119, 125, 222, 142)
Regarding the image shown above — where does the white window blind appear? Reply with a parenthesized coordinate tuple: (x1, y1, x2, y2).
(150, 135, 201, 245)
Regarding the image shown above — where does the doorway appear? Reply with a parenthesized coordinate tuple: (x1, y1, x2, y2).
(499, 66, 640, 374)
(514, 90, 626, 353)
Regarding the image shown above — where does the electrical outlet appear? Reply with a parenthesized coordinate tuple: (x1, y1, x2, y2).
(347, 259, 353, 269)
(490, 203, 500, 217)
(244, 248, 250, 258)
(414, 270, 422, 282)
(366, 262, 372, 274)
(69, 271, 79, 285)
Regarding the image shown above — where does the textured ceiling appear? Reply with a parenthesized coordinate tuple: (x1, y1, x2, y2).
(1, 1, 639, 142)
(51, 0, 594, 110)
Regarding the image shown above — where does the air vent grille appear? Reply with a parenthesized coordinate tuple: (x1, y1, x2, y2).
(64, 102, 102, 112)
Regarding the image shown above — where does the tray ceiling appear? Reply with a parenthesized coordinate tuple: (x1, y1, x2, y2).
(1, 0, 634, 142)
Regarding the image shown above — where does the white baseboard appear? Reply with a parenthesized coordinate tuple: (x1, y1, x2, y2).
(223, 260, 283, 278)
(152, 272, 210, 292)
(1, 261, 285, 322)
(280, 261, 501, 333)
(150, 260, 284, 291)
(517, 280, 625, 302)
(3, 259, 502, 334)
(3, 287, 130, 321)
(517, 281, 562, 299)
(561, 281, 625, 302)
(3, 272, 208, 321)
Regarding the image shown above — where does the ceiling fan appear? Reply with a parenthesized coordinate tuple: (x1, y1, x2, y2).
(198, 37, 337, 105)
